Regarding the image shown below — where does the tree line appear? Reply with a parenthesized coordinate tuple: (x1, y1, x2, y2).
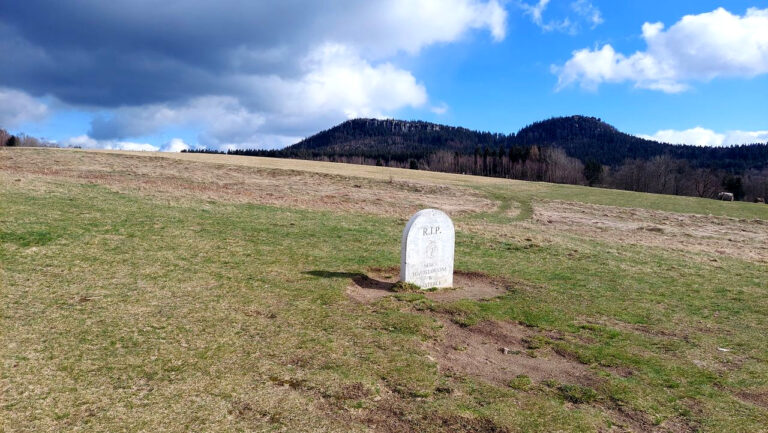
(0, 128, 55, 148)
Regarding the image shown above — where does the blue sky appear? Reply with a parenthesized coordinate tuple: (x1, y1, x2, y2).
(1, 0, 767, 151)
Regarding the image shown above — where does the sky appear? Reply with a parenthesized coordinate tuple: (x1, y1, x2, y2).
(1, 0, 767, 152)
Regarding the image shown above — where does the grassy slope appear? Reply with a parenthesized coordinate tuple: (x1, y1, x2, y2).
(1, 148, 767, 432)
(108, 149, 768, 220)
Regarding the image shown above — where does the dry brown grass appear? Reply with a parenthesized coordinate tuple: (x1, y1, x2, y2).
(533, 200, 768, 263)
(1, 148, 495, 219)
(81, 148, 527, 186)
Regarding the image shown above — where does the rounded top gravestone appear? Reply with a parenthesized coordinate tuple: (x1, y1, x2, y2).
(400, 209, 455, 289)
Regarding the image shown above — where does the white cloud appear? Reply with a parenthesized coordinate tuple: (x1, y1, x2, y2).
(89, 96, 269, 149)
(520, 0, 550, 27)
(519, 0, 602, 34)
(555, 7, 768, 92)
(639, 127, 768, 146)
(90, 96, 266, 140)
(0, 88, 49, 128)
(60, 135, 196, 152)
(571, 0, 603, 28)
(520, 0, 573, 33)
(160, 138, 190, 152)
(351, 0, 507, 55)
(723, 130, 768, 145)
(62, 135, 159, 151)
(91, 44, 428, 149)
(264, 44, 428, 118)
(2, 0, 509, 150)
(33, 1, 509, 150)
(430, 102, 450, 115)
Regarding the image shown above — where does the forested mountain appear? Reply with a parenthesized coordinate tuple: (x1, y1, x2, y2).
(515, 116, 768, 171)
(274, 116, 768, 171)
(284, 118, 512, 162)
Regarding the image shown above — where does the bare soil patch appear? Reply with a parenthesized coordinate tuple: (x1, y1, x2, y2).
(427, 319, 596, 387)
(605, 404, 698, 433)
(346, 268, 598, 389)
(534, 200, 768, 262)
(347, 269, 698, 432)
(736, 389, 768, 409)
(428, 318, 697, 433)
(346, 267, 509, 304)
(360, 399, 511, 433)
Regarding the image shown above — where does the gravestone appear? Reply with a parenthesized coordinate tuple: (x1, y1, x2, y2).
(400, 209, 455, 288)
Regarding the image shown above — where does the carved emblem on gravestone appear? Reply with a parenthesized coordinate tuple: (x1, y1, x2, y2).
(426, 241, 437, 259)
(400, 209, 455, 288)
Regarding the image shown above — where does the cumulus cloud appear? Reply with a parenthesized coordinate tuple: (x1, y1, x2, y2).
(723, 130, 768, 146)
(89, 45, 427, 148)
(62, 135, 159, 151)
(89, 96, 266, 141)
(430, 102, 450, 115)
(254, 44, 428, 118)
(60, 135, 193, 152)
(571, 0, 603, 28)
(555, 7, 768, 92)
(0, 87, 48, 128)
(520, 0, 550, 26)
(0, 0, 506, 148)
(639, 127, 768, 146)
(338, 0, 507, 55)
(519, 0, 602, 34)
(161, 138, 190, 153)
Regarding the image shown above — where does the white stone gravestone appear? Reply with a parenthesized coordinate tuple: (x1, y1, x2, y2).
(400, 209, 455, 288)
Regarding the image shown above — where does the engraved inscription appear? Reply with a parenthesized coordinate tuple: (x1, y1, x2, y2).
(400, 209, 455, 289)
(422, 225, 441, 236)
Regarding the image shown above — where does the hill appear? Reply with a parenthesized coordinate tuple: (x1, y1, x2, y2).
(285, 118, 511, 162)
(279, 116, 768, 171)
(2, 147, 767, 432)
(515, 116, 768, 170)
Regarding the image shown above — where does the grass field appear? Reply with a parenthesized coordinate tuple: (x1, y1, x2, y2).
(2, 147, 767, 432)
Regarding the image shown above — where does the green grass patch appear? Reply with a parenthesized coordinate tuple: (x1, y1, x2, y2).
(0, 228, 59, 247)
(509, 375, 533, 391)
(558, 384, 599, 404)
(2, 151, 767, 432)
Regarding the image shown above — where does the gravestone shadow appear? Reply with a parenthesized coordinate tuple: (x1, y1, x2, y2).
(304, 270, 396, 293)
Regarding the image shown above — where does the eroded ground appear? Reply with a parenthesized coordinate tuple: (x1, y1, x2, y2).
(347, 267, 697, 433)
(533, 200, 768, 263)
(347, 268, 596, 388)
(346, 267, 510, 304)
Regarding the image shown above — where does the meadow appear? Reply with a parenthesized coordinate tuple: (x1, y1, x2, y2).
(2, 147, 767, 432)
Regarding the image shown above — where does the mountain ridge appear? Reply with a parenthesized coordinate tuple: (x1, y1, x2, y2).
(283, 116, 768, 170)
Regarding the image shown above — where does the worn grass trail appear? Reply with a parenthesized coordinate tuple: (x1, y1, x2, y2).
(1, 148, 767, 432)
(101, 148, 768, 220)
